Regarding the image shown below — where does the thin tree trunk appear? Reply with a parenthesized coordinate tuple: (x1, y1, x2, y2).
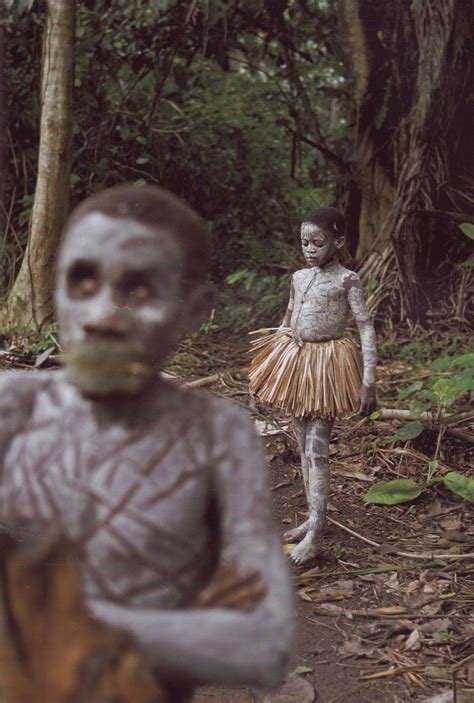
(0, 5, 6, 241)
(5, 0, 74, 331)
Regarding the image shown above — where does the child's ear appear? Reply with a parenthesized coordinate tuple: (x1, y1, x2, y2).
(335, 235, 345, 250)
(181, 282, 216, 334)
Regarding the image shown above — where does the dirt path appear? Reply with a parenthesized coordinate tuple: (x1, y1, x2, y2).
(175, 335, 474, 703)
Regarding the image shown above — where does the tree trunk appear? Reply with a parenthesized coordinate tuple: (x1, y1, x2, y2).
(5, 0, 74, 331)
(339, 0, 474, 322)
(0, 5, 6, 240)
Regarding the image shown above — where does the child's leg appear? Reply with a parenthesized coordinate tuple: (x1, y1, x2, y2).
(284, 418, 310, 543)
(289, 418, 333, 564)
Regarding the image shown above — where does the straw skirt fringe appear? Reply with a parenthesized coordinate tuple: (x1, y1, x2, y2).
(249, 328, 362, 419)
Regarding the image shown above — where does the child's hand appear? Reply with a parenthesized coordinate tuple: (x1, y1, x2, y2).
(358, 384, 376, 416)
(192, 561, 267, 613)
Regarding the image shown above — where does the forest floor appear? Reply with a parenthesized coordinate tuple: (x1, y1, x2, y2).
(165, 331, 473, 703)
(1, 329, 473, 703)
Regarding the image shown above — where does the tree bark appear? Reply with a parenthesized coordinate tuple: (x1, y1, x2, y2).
(339, 0, 474, 322)
(5, 0, 74, 331)
(0, 5, 6, 240)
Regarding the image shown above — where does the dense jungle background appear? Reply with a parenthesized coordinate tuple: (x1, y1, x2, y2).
(0, 1, 473, 702)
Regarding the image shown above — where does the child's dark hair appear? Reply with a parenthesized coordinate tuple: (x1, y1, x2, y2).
(303, 207, 345, 238)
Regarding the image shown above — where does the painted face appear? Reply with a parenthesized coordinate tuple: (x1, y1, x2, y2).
(300, 223, 338, 267)
(55, 212, 185, 397)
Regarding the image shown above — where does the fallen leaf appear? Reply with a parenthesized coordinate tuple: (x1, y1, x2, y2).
(377, 543, 400, 555)
(297, 589, 315, 603)
(405, 628, 421, 651)
(318, 579, 354, 598)
(423, 501, 453, 518)
(314, 603, 345, 616)
(419, 618, 451, 635)
(439, 515, 462, 530)
(337, 635, 375, 659)
(444, 530, 470, 542)
(420, 601, 442, 617)
(424, 666, 448, 680)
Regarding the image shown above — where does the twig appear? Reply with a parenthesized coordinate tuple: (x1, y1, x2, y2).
(271, 480, 292, 492)
(327, 516, 474, 560)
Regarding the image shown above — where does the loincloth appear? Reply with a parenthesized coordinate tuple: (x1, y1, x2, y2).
(249, 328, 362, 419)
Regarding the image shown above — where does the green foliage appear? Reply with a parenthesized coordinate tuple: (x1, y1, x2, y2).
(364, 479, 422, 505)
(364, 470, 474, 507)
(395, 421, 424, 440)
(459, 223, 474, 239)
(442, 471, 474, 503)
(24, 323, 59, 354)
(2, 0, 344, 305)
(222, 268, 291, 329)
(397, 351, 473, 421)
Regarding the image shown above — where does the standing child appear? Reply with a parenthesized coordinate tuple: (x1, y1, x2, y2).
(249, 207, 377, 565)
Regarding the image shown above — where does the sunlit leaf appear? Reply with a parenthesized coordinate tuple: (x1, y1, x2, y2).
(364, 479, 422, 505)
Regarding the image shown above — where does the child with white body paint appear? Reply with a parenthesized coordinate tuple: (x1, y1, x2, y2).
(250, 207, 377, 565)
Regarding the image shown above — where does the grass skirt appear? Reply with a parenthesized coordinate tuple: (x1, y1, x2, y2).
(249, 328, 362, 419)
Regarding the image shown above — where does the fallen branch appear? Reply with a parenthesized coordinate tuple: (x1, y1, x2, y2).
(378, 408, 474, 444)
(379, 408, 474, 425)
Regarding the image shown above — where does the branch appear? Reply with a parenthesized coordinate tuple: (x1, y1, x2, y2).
(406, 209, 474, 224)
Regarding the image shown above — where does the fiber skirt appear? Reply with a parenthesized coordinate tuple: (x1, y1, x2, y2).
(249, 328, 362, 419)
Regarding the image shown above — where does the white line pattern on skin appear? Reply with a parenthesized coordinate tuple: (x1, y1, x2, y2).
(278, 243, 377, 564)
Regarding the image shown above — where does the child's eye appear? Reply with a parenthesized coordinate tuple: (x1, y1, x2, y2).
(131, 285, 152, 301)
(67, 261, 100, 299)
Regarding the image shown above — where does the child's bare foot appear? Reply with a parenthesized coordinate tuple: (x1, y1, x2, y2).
(283, 519, 309, 544)
(288, 533, 319, 565)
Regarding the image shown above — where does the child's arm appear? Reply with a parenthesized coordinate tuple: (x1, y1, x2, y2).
(89, 402, 295, 689)
(0, 373, 41, 525)
(279, 278, 295, 328)
(343, 272, 377, 414)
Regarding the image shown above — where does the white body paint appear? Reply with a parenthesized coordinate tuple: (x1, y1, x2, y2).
(0, 196, 295, 701)
(282, 222, 377, 564)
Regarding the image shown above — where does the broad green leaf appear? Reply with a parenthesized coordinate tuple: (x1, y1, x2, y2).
(369, 410, 380, 420)
(442, 472, 474, 503)
(396, 421, 424, 440)
(136, 156, 149, 165)
(399, 382, 423, 400)
(459, 223, 474, 239)
(364, 479, 422, 505)
(409, 400, 429, 417)
(460, 258, 474, 267)
(451, 353, 474, 369)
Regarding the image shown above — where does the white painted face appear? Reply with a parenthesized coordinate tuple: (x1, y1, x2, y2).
(55, 212, 185, 397)
(300, 222, 341, 267)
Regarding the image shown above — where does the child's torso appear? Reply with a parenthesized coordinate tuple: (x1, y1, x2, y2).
(290, 262, 351, 342)
(3, 379, 218, 609)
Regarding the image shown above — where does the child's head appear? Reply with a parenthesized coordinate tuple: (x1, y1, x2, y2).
(300, 207, 345, 267)
(55, 184, 211, 397)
